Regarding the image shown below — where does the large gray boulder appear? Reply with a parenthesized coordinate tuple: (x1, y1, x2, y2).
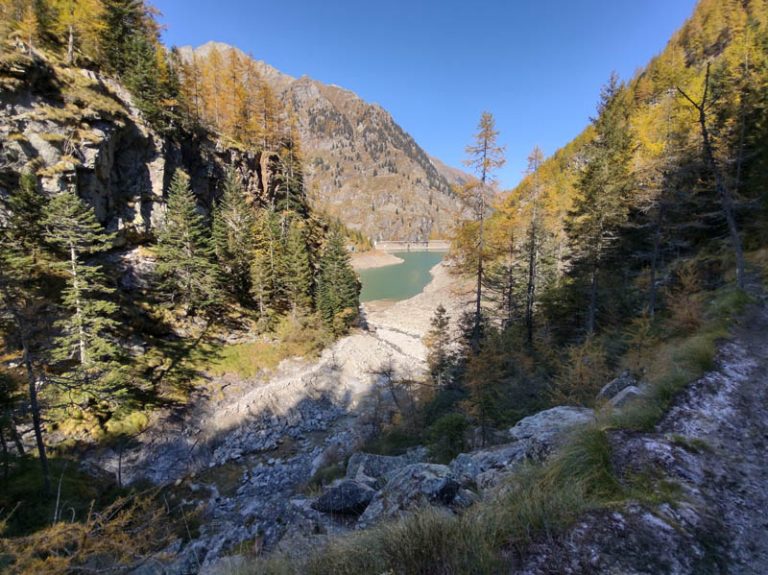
(597, 370, 640, 402)
(358, 463, 460, 526)
(450, 442, 529, 488)
(508, 406, 595, 459)
(345, 448, 426, 484)
(610, 385, 645, 408)
(449, 406, 595, 491)
(312, 479, 376, 515)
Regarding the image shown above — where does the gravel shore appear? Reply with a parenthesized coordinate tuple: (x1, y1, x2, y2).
(350, 250, 404, 270)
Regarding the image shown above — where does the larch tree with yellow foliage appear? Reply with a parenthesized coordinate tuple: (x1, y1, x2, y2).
(51, 0, 105, 65)
(461, 111, 505, 351)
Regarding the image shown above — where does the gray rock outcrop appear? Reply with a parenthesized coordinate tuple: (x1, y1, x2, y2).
(345, 448, 427, 485)
(0, 52, 286, 245)
(597, 370, 640, 401)
(358, 463, 460, 526)
(508, 406, 595, 458)
(312, 479, 376, 515)
(609, 385, 645, 408)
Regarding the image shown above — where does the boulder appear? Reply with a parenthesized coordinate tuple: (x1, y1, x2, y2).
(345, 448, 426, 484)
(311, 479, 376, 515)
(450, 442, 529, 488)
(358, 463, 460, 526)
(609, 385, 645, 408)
(597, 370, 639, 401)
(508, 406, 595, 459)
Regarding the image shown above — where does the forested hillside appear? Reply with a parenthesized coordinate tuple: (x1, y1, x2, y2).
(1, 0, 768, 573)
(425, 0, 768, 452)
(240, 0, 768, 571)
(0, 0, 361, 558)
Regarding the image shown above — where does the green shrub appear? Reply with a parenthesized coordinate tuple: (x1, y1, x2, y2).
(428, 412, 469, 463)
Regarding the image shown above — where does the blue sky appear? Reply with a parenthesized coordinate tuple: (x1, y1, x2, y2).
(154, 0, 699, 189)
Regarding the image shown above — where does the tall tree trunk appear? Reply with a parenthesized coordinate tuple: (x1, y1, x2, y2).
(678, 65, 746, 289)
(9, 418, 25, 455)
(586, 264, 598, 335)
(648, 204, 665, 318)
(0, 426, 9, 481)
(66, 23, 74, 65)
(69, 245, 87, 365)
(472, 198, 484, 352)
(700, 117, 746, 289)
(525, 220, 538, 345)
(23, 342, 50, 494)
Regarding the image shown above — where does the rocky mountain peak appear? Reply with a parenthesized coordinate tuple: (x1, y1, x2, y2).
(183, 42, 469, 241)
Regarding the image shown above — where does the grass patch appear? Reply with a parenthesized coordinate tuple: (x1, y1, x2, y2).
(613, 284, 749, 432)
(197, 461, 246, 498)
(0, 456, 123, 537)
(307, 462, 346, 491)
(193, 314, 333, 379)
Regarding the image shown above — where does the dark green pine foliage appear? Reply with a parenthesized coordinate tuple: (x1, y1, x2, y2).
(316, 231, 360, 335)
(567, 74, 635, 334)
(99, 0, 148, 76)
(0, 174, 52, 491)
(103, 0, 182, 134)
(281, 218, 313, 314)
(425, 304, 453, 387)
(123, 33, 164, 128)
(43, 190, 119, 370)
(250, 209, 282, 322)
(213, 170, 256, 304)
(156, 170, 221, 315)
(276, 139, 308, 216)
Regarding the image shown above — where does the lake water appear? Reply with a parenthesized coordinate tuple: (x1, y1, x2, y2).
(358, 251, 445, 302)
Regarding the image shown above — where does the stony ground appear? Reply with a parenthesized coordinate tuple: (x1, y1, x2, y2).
(658, 290, 768, 574)
(88, 262, 470, 570)
(521, 286, 768, 574)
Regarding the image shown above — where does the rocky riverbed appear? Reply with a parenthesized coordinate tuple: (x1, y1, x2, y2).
(86, 262, 469, 571)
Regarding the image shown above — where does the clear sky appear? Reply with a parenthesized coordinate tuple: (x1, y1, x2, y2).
(154, 0, 699, 189)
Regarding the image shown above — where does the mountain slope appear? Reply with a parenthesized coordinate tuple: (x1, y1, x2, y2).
(180, 42, 467, 242)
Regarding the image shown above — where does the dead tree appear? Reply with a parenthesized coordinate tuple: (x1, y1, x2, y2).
(678, 63, 746, 289)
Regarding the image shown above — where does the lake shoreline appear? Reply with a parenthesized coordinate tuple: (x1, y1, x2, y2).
(358, 251, 445, 302)
(351, 250, 405, 270)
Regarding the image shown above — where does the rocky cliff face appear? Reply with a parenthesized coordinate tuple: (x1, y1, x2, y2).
(181, 42, 467, 242)
(0, 50, 286, 242)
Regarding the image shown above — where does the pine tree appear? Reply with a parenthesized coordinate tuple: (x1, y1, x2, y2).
(424, 304, 452, 387)
(462, 111, 506, 351)
(250, 209, 282, 322)
(99, 0, 148, 75)
(523, 147, 544, 344)
(255, 78, 280, 150)
(567, 74, 635, 334)
(463, 337, 505, 446)
(156, 170, 221, 315)
(51, 0, 105, 65)
(281, 218, 313, 314)
(43, 189, 119, 369)
(0, 174, 51, 492)
(212, 169, 256, 304)
(316, 231, 359, 334)
(276, 120, 308, 215)
(678, 63, 746, 289)
(11, 3, 40, 48)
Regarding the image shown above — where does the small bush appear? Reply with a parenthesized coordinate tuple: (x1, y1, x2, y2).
(428, 412, 469, 463)
(550, 337, 610, 406)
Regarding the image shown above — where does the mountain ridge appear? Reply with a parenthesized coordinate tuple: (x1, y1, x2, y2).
(179, 41, 470, 242)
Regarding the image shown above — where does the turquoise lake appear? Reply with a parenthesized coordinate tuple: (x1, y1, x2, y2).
(358, 251, 445, 302)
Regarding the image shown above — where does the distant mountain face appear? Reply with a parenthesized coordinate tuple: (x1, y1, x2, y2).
(180, 42, 469, 242)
